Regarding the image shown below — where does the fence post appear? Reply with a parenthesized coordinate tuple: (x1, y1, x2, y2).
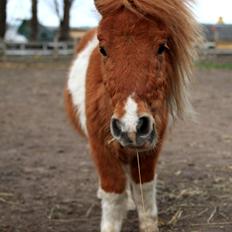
(43, 43, 47, 53)
(2, 42, 6, 59)
(0, 42, 3, 56)
(53, 39, 59, 59)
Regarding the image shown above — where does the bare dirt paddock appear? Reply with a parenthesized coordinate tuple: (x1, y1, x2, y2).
(0, 60, 231, 232)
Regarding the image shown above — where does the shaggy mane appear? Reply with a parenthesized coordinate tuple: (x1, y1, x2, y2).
(95, 0, 202, 119)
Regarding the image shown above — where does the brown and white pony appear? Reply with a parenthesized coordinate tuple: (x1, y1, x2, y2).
(65, 0, 200, 231)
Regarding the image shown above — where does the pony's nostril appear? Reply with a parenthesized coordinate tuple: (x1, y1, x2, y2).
(137, 116, 151, 136)
(111, 118, 122, 137)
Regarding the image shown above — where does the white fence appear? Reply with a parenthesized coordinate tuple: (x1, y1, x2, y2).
(1, 41, 232, 58)
(0, 41, 77, 57)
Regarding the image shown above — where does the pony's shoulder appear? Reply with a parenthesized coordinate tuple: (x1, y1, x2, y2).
(75, 28, 98, 54)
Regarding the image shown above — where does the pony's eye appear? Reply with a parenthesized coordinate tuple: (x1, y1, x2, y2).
(157, 43, 166, 55)
(99, 46, 107, 57)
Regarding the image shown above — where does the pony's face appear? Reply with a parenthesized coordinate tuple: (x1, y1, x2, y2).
(98, 9, 169, 151)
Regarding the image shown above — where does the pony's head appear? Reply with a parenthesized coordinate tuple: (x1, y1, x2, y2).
(95, 0, 200, 151)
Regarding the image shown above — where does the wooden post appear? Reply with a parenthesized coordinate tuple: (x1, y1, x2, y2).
(1, 42, 6, 59)
(53, 39, 59, 59)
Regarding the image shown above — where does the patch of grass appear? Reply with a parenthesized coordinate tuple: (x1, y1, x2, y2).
(196, 61, 232, 70)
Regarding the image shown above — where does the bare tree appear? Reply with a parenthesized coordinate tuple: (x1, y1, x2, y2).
(53, 0, 61, 20)
(59, 0, 74, 41)
(47, 0, 61, 20)
(0, 0, 7, 39)
(31, 0, 38, 41)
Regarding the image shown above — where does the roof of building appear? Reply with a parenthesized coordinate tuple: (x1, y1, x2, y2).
(203, 24, 232, 42)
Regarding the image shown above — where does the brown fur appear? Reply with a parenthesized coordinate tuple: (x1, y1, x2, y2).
(65, 0, 201, 195)
(64, 88, 85, 137)
(95, 0, 201, 118)
(75, 29, 97, 54)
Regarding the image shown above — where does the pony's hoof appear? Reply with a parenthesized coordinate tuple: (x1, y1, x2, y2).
(127, 197, 136, 211)
(140, 219, 159, 232)
(140, 227, 159, 232)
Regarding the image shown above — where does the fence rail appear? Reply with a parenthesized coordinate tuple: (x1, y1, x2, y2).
(0, 41, 232, 58)
(0, 41, 77, 57)
(202, 48, 232, 55)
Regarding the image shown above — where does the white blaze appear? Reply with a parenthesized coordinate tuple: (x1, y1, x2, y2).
(121, 96, 139, 132)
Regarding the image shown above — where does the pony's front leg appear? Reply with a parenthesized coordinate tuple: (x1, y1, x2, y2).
(98, 188, 127, 232)
(131, 155, 159, 232)
(92, 146, 127, 232)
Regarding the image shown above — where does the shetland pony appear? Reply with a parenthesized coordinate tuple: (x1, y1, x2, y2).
(65, 0, 200, 231)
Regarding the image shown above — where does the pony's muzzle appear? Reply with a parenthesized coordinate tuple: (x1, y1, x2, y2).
(110, 115, 157, 150)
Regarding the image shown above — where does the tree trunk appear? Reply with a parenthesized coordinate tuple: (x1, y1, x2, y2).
(31, 0, 38, 41)
(59, 0, 73, 41)
(0, 0, 7, 39)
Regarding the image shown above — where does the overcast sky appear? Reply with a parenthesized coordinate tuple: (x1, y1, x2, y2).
(7, 0, 232, 27)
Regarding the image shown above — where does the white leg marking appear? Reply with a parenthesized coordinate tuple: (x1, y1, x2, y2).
(121, 95, 139, 133)
(97, 174, 135, 211)
(67, 34, 98, 136)
(98, 188, 127, 232)
(131, 178, 159, 232)
(126, 186, 136, 211)
(123, 165, 136, 211)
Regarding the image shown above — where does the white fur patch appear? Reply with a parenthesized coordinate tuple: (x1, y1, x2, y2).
(123, 165, 136, 211)
(131, 178, 158, 231)
(98, 188, 127, 232)
(67, 34, 98, 136)
(121, 96, 139, 133)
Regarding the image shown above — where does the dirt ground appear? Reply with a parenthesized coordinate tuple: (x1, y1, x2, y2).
(0, 60, 231, 232)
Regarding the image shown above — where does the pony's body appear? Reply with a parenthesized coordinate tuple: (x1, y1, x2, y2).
(65, 1, 200, 231)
